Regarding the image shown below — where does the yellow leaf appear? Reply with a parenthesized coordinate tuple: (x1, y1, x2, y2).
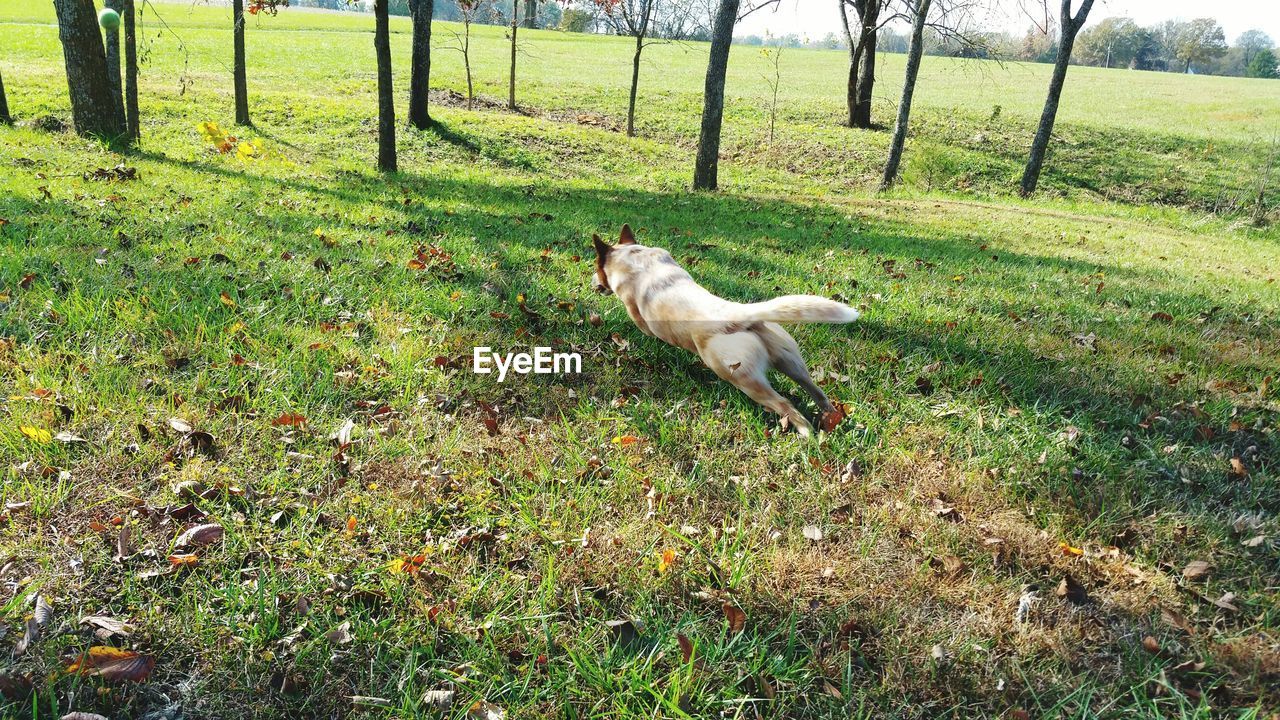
(1059, 541, 1083, 557)
(219, 292, 236, 308)
(657, 548, 677, 574)
(20, 426, 52, 443)
(612, 435, 640, 446)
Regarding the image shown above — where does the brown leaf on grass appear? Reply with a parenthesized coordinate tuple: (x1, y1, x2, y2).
(1150, 311, 1174, 323)
(272, 412, 308, 427)
(819, 405, 845, 432)
(587, 312, 603, 327)
(80, 616, 133, 639)
(677, 633, 694, 663)
(115, 524, 134, 561)
(0, 670, 33, 700)
(1141, 636, 1162, 655)
(929, 498, 963, 523)
(1056, 574, 1089, 604)
(1213, 592, 1239, 612)
(422, 689, 455, 709)
(167, 417, 193, 434)
(1161, 607, 1192, 633)
(167, 553, 198, 567)
(64, 646, 155, 683)
(1182, 560, 1212, 582)
(1229, 457, 1247, 476)
(934, 555, 965, 578)
(326, 621, 353, 645)
(913, 376, 935, 395)
(722, 603, 746, 635)
(175, 523, 224, 549)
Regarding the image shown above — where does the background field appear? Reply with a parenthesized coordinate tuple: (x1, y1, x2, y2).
(1, 1, 1278, 718)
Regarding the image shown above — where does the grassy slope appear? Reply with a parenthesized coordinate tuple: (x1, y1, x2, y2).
(1, 2, 1278, 719)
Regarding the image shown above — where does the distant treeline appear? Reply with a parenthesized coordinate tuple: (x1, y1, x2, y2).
(290, 0, 1278, 79)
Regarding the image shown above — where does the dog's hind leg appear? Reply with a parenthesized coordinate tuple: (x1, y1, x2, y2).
(699, 332, 814, 436)
(761, 324, 835, 415)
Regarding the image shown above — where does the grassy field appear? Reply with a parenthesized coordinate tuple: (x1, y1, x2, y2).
(1, 1, 1279, 718)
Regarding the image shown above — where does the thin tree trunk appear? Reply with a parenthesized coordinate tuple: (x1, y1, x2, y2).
(53, 0, 125, 138)
(1020, 0, 1093, 196)
(838, 0, 860, 127)
(509, 0, 518, 110)
(464, 21, 473, 110)
(0, 68, 10, 125)
(522, 0, 536, 28)
(123, 0, 139, 140)
(692, 0, 740, 191)
(104, 0, 125, 124)
(374, 0, 396, 172)
(880, 0, 930, 190)
(627, 33, 643, 136)
(852, 3, 878, 128)
(407, 0, 433, 129)
(233, 0, 249, 125)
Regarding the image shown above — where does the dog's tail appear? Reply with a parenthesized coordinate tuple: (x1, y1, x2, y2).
(736, 295, 860, 324)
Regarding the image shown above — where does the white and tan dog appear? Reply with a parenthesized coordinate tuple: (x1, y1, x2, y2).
(593, 224, 858, 436)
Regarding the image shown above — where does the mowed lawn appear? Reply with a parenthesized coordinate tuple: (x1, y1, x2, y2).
(1, 1, 1279, 718)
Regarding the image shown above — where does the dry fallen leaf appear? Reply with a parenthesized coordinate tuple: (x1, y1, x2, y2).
(1056, 574, 1089, 604)
(175, 523, 224, 549)
(1182, 560, 1212, 582)
(64, 646, 155, 683)
(1141, 636, 1161, 655)
(722, 603, 746, 635)
(802, 525, 823, 542)
(61, 713, 109, 720)
(677, 633, 694, 663)
(80, 616, 133, 640)
(326, 621, 353, 645)
(422, 689, 455, 709)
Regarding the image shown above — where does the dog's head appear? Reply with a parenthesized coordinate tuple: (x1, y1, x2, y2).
(591, 224, 638, 296)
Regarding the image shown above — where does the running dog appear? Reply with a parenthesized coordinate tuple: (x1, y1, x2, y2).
(593, 224, 858, 436)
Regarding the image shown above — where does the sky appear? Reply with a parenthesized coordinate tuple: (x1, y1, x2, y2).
(736, 0, 1280, 44)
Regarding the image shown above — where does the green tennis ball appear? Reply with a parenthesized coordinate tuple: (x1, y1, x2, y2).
(98, 8, 121, 31)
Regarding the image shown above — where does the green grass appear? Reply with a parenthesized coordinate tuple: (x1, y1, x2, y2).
(1, 1, 1278, 718)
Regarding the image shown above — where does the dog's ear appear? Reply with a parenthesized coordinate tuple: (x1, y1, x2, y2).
(592, 233, 611, 258)
(618, 224, 636, 246)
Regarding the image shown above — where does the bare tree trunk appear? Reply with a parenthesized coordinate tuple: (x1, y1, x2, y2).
(374, 0, 396, 172)
(104, 0, 125, 125)
(508, 0, 518, 110)
(692, 0, 740, 191)
(0, 68, 10, 125)
(53, 0, 125, 139)
(852, 2, 878, 128)
(627, 33, 643, 136)
(123, 0, 139, 141)
(233, 0, 249, 125)
(838, 0, 861, 127)
(1020, 0, 1094, 197)
(880, 0, 930, 190)
(407, 0, 433, 129)
(522, 0, 536, 28)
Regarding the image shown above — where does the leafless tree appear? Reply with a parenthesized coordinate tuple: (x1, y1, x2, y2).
(374, 0, 396, 171)
(693, 0, 778, 190)
(122, 0, 139, 140)
(880, 0, 985, 189)
(594, 0, 661, 136)
(408, 0, 434, 129)
(837, 0, 898, 129)
(1020, 0, 1094, 196)
(443, 0, 482, 110)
